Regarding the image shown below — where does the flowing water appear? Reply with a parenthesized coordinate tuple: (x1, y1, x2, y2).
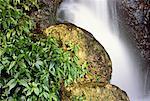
(57, 0, 148, 100)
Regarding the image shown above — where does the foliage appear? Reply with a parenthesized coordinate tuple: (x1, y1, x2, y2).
(0, 35, 87, 100)
(0, 0, 38, 33)
(0, 0, 87, 100)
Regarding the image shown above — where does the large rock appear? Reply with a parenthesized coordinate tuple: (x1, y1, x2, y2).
(44, 23, 112, 83)
(44, 23, 129, 100)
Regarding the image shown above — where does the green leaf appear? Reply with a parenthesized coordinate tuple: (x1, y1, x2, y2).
(19, 80, 29, 87)
(49, 62, 54, 69)
(49, 67, 56, 76)
(9, 81, 17, 91)
(34, 87, 39, 96)
(32, 82, 38, 87)
(50, 93, 58, 101)
(7, 61, 16, 72)
(73, 56, 79, 63)
(27, 98, 32, 101)
(14, 72, 20, 79)
(23, 4, 29, 11)
(42, 85, 49, 92)
(73, 45, 79, 54)
(26, 90, 32, 96)
(5, 79, 17, 91)
(67, 62, 71, 71)
(43, 92, 49, 99)
(11, 17, 17, 25)
(6, 79, 16, 87)
(18, 54, 25, 60)
(6, 30, 12, 39)
(0, 48, 5, 56)
(19, 61, 26, 68)
(23, 26, 30, 33)
(26, 72, 31, 80)
(2, 21, 7, 29)
(35, 60, 43, 70)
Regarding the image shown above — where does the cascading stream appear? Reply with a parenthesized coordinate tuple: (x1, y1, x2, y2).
(57, 0, 149, 100)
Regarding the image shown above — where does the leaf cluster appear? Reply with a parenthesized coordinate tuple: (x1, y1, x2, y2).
(0, 0, 38, 34)
(0, 0, 87, 100)
(0, 35, 87, 100)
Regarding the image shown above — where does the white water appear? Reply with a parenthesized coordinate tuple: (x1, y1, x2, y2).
(57, 0, 147, 101)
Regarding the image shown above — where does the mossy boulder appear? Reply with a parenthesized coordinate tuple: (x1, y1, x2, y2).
(44, 23, 112, 83)
(44, 23, 129, 101)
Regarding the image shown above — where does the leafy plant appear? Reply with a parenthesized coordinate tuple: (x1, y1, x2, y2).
(0, 0, 87, 100)
(0, 35, 87, 100)
(0, 0, 38, 33)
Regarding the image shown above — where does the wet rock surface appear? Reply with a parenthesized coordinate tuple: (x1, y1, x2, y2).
(31, 0, 63, 32)
(117, 0, 150, 94)
(117, 0, 150, 67)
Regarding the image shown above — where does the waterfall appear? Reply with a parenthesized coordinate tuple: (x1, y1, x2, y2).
(57, 0, 147, 100)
